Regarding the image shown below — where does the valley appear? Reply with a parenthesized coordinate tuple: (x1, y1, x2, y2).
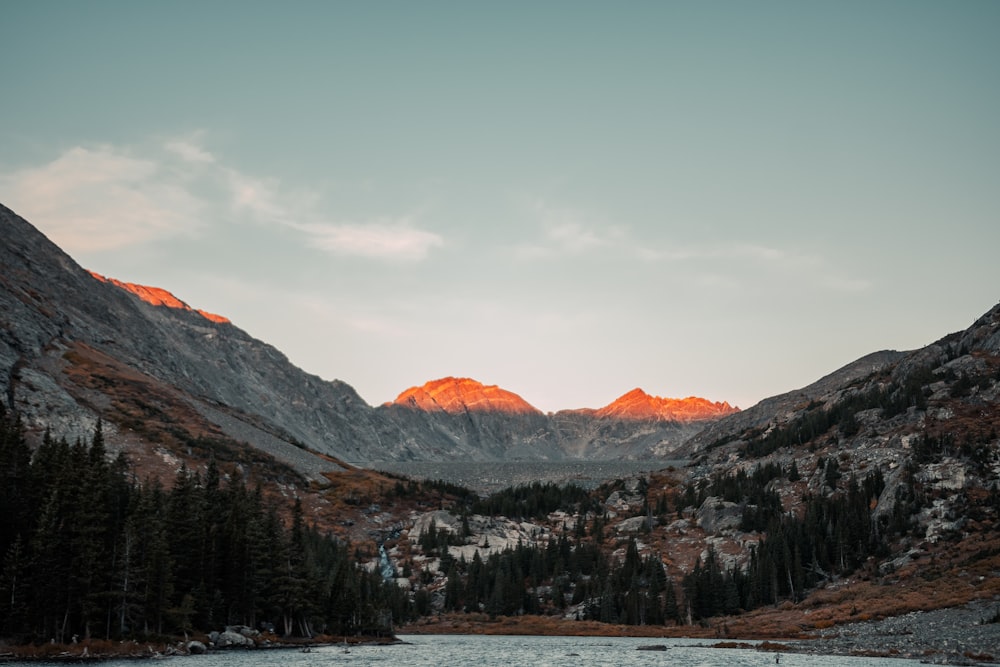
(2, 202, 999, 663)
(369, 459, 686, 493)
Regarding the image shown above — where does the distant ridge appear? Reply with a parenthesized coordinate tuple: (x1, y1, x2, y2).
(592, 388, 738, 422)
(389, 378, 737, 421)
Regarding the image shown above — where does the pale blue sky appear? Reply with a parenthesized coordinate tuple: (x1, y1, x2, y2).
(2, 2, 999, 412)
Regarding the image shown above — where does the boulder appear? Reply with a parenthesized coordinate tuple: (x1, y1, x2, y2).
(696, 496, 742, 533)
(215, 630, 254, 648)
(187, 641, 207, 654)
(615, 516, 656, 533)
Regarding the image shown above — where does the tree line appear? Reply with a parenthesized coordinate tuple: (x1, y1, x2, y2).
(418, 463, 904, 625)
(0, 407, 411, 643)
(2, 400, 950, 637)
(430, 533, 683, 626)
(679, 467, 905, 620)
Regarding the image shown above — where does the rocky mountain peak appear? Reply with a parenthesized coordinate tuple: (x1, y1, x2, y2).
(390, 377, 542, 415)
(88, 271, 231, 324)
(595, 388, 738, 422)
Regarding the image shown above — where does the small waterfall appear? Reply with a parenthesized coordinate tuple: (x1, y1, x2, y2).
(378, 543, 395, 581)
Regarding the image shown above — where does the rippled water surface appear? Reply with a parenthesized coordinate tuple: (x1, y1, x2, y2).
(11, 635, 922, 667)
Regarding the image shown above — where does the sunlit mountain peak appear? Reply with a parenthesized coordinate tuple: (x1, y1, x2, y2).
(595, 388, 738, 422)
(89, 271, 231, 324)
(390, 377, 542, 415)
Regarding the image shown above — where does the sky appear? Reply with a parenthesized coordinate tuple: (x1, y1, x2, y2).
(2, 2, 999, 413)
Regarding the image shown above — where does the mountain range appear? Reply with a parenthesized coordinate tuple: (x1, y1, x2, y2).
(0, 203, 736, 474)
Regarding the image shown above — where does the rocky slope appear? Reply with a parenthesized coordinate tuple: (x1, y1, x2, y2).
(0, 203, 384, 476)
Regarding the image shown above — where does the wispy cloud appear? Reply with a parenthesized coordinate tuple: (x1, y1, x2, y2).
(0, 135, 443, 262)
(0, 145, 203, 252)
(293, 220, 443, 261)
(514, 200, 624, 259)
(514, 197, 870, 293)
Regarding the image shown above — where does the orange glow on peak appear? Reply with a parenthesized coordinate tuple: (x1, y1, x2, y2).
(88, 271, 231, 325)
(595, 388, 738, 422)
(390, 377, 542, 415)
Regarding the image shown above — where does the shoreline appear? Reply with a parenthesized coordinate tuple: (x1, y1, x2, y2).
(3, 600, 997, 665)
(0, 635, 403, 663)
(398, 599, 1000, 665)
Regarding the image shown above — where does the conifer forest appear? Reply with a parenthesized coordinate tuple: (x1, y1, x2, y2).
(0, 401, 950, 645)
(0, 407, 409, 643)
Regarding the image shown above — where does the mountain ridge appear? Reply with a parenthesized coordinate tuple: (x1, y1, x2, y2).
(0, 203, 733, 466)
(75, 273, 739, 421)
(388, 377, 737, 422)
(588, 387, 737, 422)
(88, 271, 231, 324)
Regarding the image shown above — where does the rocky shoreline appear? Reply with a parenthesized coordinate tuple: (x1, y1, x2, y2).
(785, 599, 1000, 665)
(0, 632, 402, 662)
(3, 601, 997, 664)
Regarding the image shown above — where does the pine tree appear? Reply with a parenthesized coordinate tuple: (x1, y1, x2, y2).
(663, 576, 681, 624)
(132, 481, 174, 636)
(0, 408, 33, 561)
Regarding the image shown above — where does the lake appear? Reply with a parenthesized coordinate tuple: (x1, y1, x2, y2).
(7, 635, 924, 667)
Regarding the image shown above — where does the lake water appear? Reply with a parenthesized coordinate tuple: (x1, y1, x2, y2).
(9, 635, 923, 667)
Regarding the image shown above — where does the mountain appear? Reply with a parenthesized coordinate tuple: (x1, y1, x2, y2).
(375, 377, 561, 461)
(678, 298, 1000, 559)
(0, 203, 735, 469)
(377, 378, 737, 461)
(384, 302, 1000, 645)
(0, 203, 384, 480)
(591, 388, 737, 422)
(390, 377, 541, 415)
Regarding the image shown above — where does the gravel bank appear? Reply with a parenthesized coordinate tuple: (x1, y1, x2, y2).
(787, 599, 1000, 664)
